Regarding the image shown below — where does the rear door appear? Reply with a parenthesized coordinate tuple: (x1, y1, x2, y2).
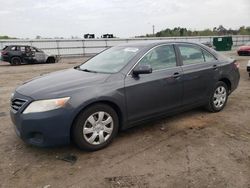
(125, 44, 183, 123)
(176, 43, 218, 106)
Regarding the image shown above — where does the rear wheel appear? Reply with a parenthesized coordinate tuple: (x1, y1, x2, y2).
(10, 57, 22, 65)
(206, 81, 228, 112)
(72, 104, 119, 151)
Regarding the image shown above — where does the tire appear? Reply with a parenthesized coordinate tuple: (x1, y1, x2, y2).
(10, 57, 22, 65)
(206, 81, 228, 112)
(72, 104, 119, 151)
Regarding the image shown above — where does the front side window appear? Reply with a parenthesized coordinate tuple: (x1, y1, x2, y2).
(138, 45, 177, 71)
(179, 45, 205, 65)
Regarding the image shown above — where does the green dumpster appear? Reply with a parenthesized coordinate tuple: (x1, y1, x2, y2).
(213, 36, 233, 51)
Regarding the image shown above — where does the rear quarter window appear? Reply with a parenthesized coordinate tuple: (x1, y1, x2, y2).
(202, 50, 216, 62)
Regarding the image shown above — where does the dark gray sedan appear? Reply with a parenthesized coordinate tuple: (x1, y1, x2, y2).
(10, 41, 240, 151)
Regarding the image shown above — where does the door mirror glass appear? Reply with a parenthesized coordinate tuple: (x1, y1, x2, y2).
(132, 65, 152, 76)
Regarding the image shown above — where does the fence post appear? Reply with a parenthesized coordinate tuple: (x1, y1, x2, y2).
(82, 40, 85, 56)
(56, 40, 60, 56)
(105, 39, 108, 48)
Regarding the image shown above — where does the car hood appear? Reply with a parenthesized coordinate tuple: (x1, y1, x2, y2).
(238, 46, 250, 51)
(16, 68, 111, 99)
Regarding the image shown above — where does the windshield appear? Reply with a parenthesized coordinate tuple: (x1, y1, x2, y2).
(79, 46, 141, 73)
(246, 42, 250, 46)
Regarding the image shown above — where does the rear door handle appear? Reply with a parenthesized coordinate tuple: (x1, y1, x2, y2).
(172, 72, 181, 78)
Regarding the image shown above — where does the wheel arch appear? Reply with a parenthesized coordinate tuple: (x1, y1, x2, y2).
(46, 56, 56, 63)
(10, 56, 23, 65)
(218, 77, 231, 93)
(70, 100, 125, 140)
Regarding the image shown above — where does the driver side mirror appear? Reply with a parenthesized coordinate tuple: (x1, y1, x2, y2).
(132, 65, 152, 76)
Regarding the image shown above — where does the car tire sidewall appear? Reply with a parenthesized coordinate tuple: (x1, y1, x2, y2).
(208, 81, 228, 112)
(72, 104, 119, 151)
(11, 57, 21, 65)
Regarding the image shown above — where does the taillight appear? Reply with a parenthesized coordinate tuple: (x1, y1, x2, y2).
(233, 61, 240, 69)
(1, 51, 8, 55)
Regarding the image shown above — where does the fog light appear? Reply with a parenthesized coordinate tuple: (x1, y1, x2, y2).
(29, 132, 44, 144)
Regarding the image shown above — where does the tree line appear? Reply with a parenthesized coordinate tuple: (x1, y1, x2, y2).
(141, 25, 250, 37)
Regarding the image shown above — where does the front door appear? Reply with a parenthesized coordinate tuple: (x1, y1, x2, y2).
(31, 47, 46, 63)
(125, 44, 183, 124)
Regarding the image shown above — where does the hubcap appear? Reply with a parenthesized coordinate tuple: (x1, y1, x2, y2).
(213, 86, 227, 108)
(83, 111, 114, 145)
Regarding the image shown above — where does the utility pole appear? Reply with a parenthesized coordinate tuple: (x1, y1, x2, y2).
(152, 25, 155, 36)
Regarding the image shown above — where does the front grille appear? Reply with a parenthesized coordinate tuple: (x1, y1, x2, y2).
(11, 98, 27, 112)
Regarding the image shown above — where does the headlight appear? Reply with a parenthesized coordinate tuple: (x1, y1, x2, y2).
(23, 97, 70, 114)
(10, 93, 14, 100)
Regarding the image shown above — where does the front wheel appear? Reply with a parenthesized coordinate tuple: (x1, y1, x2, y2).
(206, 81, 228, 112)
(72, 104, 119, 151)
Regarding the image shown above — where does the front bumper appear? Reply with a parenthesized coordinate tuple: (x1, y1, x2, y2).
(10, 92, 73, 147)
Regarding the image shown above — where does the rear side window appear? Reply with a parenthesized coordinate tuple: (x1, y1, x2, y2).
(178, 45, 205, 65)
(139, 45, 177, 71)
(202, 50, 216, 62)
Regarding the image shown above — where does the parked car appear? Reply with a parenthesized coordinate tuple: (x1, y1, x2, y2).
(1, 45, 58, 65)
(10, 41, 240, 151)
(237, 42, 250, 56)
(247, 60, 250, 77)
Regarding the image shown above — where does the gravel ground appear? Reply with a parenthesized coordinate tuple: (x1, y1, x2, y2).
(0, 52, 250, 188)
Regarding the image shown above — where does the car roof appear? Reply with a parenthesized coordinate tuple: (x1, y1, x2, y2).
(118, 40, 206, 48)
(7, 45, 30, 47)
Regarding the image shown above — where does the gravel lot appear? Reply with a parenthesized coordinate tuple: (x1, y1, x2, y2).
(0, 51, 250, 188)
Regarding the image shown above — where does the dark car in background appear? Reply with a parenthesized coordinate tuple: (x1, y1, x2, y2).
(10, 41, 240, 151)
(1, 45, 58, 65)
(237, 42, 250, 56)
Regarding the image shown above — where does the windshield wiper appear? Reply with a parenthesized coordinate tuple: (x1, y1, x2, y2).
(81, 69, 98, 73)
(75, 66, 98, 73)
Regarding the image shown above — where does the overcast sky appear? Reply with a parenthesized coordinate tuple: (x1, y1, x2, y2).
(0, 0, 249, 38)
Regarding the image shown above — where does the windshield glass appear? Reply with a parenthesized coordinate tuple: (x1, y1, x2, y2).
(79, 46, 141, 73)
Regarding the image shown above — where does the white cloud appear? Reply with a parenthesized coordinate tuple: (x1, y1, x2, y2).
(0, 0, 249, 38)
